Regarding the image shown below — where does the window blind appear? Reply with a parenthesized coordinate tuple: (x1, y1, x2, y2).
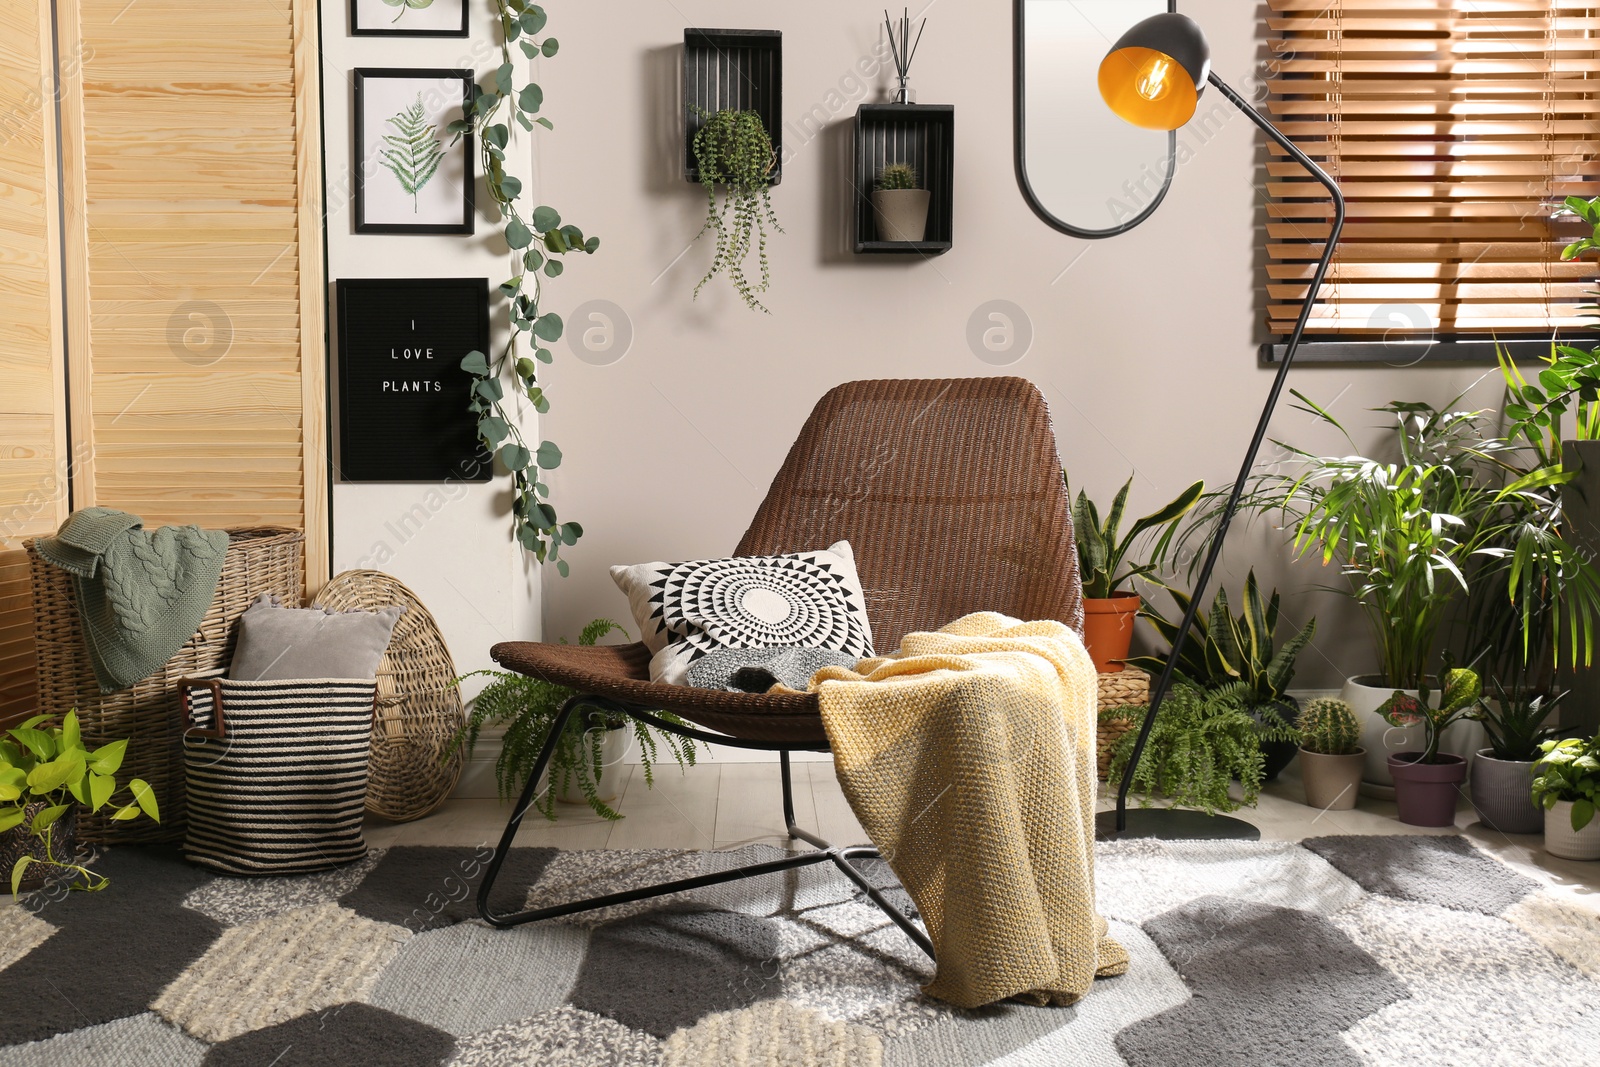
(1265, 0, 1600, 338)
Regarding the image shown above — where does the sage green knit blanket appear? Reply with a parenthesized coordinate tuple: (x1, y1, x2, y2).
(36, 508, 230, 692)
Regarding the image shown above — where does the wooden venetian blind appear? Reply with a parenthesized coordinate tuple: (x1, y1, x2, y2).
(1265, 0, 1600, 337)
(55, 0, 328, 577)
(0, 0, 67, 718)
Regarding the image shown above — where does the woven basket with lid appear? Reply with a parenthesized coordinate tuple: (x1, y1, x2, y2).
(314, 570, 464, 822)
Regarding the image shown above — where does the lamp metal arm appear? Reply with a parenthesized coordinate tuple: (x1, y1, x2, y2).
(1110, 71, 1347, 832)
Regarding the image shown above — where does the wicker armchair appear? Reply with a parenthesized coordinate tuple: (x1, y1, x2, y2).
(478, 377, 1082, 957)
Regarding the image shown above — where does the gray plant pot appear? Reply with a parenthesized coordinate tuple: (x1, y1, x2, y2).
(1469, 749, 1543, 834)
(871, 189, 930, 242)
(556, 724, 631, 805)
(1299, 748, 1365, 810)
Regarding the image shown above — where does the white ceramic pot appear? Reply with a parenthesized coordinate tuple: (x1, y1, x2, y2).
(1545, 800, 1600, 861)
(556, 725, 632, 806)
(871, 188, 930, 242)
(1341, 675, 1488, 799)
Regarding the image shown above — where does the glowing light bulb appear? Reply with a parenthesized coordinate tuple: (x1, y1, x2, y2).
(1135, 56, 1173, 102)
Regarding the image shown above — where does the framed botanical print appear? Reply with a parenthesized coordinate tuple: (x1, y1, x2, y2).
(351, 0, 468, 38)
(353, 68, 475, 235)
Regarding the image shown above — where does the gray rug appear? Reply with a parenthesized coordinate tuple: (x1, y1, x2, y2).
(2, 835, 1595, 1065)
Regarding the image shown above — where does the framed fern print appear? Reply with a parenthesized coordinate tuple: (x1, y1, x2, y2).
(354, 69, 474, 235)
(351, 0, 467, 37)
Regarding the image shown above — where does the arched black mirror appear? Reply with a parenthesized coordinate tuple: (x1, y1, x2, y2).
(1015, 0, 1178, 239)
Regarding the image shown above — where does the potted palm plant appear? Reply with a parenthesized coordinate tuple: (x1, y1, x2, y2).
(1066, 472, 1203, 673)
(1124, 571, 1315, 779)
(1377, 660, 1481, 826)
(1531, 732, 1600, 860)
(451, 620, 702, 821)
(1296, 698, 1364, 810)
(1468, 679, 1561, 834)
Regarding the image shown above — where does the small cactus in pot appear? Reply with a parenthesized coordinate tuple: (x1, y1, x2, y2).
(1296, 698, 1366, 810)
(1299, 697, 1360, 756)
(871, 162, 930, 242)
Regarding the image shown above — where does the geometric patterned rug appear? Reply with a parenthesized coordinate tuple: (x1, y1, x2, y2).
(2, 835, 1595, 1066)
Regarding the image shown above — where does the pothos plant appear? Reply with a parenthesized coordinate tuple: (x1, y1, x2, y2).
(447, 1, 598, 575)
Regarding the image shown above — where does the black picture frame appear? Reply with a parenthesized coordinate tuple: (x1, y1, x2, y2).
(336, 278, 492, 482)
(354, 68, 475, 235)
(350, 0, 468, 38)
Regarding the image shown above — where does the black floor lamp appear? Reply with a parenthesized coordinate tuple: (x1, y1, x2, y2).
(1089, 13, 1347, 840)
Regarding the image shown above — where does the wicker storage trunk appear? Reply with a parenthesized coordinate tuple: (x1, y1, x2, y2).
(26, 526, 305, 843)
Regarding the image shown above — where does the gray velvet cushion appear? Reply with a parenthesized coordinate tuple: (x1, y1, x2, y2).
(229, 594, 404, 681)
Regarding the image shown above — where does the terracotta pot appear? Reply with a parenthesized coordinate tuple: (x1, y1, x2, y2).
(1082, 594, 1140, 673)
(871, 188, 931, 242)
(1388, 752, 1467, 827)
(1469, 750, 1543, 835)
(556, 725, 631, 805)
(1299, 747, 1365, 810)
(1545, 799, 1600, 860)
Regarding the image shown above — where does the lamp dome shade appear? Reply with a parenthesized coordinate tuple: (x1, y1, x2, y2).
(1098, 12, 1211, 130)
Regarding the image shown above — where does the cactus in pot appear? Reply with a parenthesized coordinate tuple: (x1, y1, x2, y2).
(1299, 697, 1360, 756)
(1296, 697, 1365, 810)
(871, 162, 930, 242)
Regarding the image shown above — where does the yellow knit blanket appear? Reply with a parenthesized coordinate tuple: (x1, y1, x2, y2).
(799, 612, 1129, 1009)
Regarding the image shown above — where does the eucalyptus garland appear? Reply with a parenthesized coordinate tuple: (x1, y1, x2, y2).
(692, 108, 781, 313)
(447, 0, 597, 574)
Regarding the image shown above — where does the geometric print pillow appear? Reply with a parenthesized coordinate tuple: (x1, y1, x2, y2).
(610, 540, 875, 685)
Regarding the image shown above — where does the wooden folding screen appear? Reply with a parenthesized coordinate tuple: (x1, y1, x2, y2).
(0, 0, 327, 721)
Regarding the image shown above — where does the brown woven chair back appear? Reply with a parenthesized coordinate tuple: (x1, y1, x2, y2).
(735, 377, 1081, 652)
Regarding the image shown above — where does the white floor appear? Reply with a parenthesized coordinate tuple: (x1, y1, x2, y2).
(366, 757, 1600, 909)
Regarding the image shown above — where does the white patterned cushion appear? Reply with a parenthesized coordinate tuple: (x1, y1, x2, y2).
(610, 541, 875, 685)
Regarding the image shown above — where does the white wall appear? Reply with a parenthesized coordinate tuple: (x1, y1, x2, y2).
(323, 0, 1506, 692)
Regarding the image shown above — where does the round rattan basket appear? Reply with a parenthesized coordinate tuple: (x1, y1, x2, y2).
(1096, 667, 1149, 781)
(313, 571, 464, 821)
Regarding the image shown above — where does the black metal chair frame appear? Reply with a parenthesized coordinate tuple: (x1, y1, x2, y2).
(475, 692, 937, 961)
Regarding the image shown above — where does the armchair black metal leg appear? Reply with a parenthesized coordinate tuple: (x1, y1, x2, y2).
(474, 694, 934, 963)
(477, 695, 579, 926)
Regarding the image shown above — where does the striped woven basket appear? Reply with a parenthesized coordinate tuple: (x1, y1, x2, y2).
(1096, 668, 1149, 781)
(179, 676, 375, 875)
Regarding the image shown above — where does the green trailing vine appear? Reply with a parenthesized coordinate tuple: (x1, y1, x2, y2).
(450, 620, 702, 822)
(448, 1, 598, 574)
(691, 108, 781, 313)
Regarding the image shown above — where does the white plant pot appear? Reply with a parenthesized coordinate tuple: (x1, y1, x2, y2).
(556, 725, 632, 806)
(1341, 675, 1487, 799)
(871, 188, 930, 242)
(1545, 800, 1600, 861)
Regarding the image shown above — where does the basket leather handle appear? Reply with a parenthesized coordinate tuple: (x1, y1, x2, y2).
(179, 677, 226, 740)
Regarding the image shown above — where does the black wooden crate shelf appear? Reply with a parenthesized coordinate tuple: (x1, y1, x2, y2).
(683, 28, 783, 185)
(854, 103, 953, 254)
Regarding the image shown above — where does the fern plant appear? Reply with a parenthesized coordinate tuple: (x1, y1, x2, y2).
(450, 620, 701, 821)
(691, 108, 782, 313)
(380, 94, 446, 212)
(446, 1, 598, 575)
(1102, 683, 1290, 814)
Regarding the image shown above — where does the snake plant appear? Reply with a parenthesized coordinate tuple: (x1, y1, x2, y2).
(1124, 570, 1315, 706)
(1066, 473, 1203, 600)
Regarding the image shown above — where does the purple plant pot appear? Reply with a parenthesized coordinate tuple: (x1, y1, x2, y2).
(1388, 752, 1467, 827)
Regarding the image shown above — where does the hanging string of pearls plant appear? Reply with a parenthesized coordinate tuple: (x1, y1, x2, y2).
(448, 1, 597, 575)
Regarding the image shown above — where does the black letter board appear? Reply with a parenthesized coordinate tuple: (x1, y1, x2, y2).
(336, 278, 492, 482)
